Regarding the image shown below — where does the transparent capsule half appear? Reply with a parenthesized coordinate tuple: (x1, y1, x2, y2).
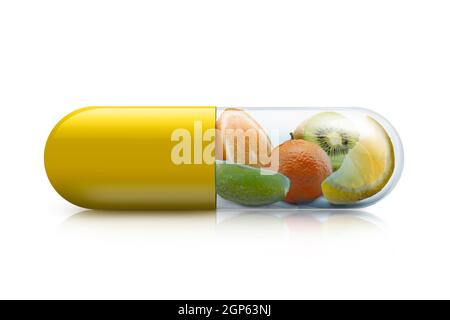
(215, 107, 403, 209)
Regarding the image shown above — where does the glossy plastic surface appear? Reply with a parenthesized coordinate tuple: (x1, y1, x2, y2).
(45, 106, 403, 210)
(45, 107, 216, 210)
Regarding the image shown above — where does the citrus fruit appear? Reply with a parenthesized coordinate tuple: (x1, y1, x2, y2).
(216, 108, 271, 166)
(216, 161, 290, 206)
(321, 116, 395, 204)
(270, 140, 332, 203)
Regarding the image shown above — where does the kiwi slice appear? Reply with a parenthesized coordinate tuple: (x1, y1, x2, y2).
(291, 112, 359, 171)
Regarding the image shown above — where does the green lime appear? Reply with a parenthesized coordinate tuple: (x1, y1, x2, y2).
(216, 161, 290, 206)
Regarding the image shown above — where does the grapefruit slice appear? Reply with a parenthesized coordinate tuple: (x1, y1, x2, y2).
(321, 116, 395, 204)
(216, 108, 271, 166)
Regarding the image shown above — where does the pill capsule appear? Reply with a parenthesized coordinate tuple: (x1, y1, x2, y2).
(45, 107, 403, 210)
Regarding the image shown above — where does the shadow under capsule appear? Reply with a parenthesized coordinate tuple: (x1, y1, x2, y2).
(216, 209, 385, 243)
(62, 208, 385, 244)
(62, 210, 217, 241)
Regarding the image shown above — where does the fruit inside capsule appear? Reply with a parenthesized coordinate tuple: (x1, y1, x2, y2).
(268, 139, 332, 203)
(321, 116, 395, 204)
(291, 112, 359, 171)
(216, 160, 290, 206)
(216, 108, 271, 167)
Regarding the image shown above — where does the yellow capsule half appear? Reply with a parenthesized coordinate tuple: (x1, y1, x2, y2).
(44, 107, 216, 210)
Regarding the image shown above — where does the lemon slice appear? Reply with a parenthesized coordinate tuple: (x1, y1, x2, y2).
(321, 116, 395, 204)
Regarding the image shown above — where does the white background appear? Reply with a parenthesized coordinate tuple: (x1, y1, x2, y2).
(0, 0, 449, 299)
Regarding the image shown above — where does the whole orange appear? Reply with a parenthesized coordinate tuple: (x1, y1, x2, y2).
(270, 140, 332, 203)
